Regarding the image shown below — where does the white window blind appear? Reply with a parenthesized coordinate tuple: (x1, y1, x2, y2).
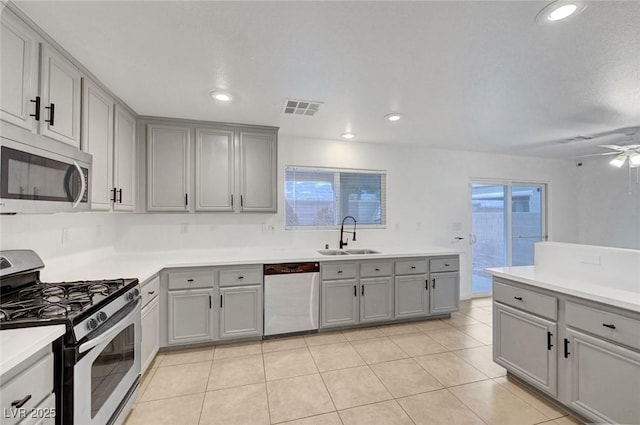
(285, 166, 387, 229)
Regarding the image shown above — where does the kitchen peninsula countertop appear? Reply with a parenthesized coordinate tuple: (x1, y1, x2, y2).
(0, 324, 65, 375)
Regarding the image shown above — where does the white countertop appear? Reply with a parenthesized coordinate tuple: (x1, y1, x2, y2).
(486, 266, 640, 313)
(0, 325, 66, 375)
(41, 246, 460, 284)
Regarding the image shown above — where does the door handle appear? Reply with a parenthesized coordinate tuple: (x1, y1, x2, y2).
(45, 103, 55, 126)
(564, 338, 570, 358)
(118, 188, 123, 203)
(220, 295, 223, 308)
(111, 187, 117, 203)
(361, 285, 364, 296)
(432, 279, 435, 289)
(209, 295, 212, 309)
(425, 280, 428, 290)
(30, 96, 40, 121)
(231, 194, 234, 207)
(353, 285, 357, 297)
(547, 331, 553, 350)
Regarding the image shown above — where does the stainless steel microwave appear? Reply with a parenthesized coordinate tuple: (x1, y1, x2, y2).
(0, 136, 91, 213)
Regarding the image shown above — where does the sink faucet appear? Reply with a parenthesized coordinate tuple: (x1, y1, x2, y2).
(339, 216, 357, 249)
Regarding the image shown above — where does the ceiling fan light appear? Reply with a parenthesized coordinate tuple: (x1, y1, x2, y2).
(629, 152, 640, 168)
(609, 154, 627, 168)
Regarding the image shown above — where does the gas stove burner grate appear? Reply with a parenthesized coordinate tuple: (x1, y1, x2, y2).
(38, 302, 70, 318)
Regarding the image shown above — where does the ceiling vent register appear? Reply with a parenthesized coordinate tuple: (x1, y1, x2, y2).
(283, 99, 322, 116)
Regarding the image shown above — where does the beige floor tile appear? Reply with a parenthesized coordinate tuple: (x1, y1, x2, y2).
(377, 322, 420, 336)
(370, 358, 442, 398)
(321, 365, 392, 410)
(413, 319, 454, 333)
(465, 307, 493, 323)
(304, 332, 348, 346)
(455, 323, 494, 344)
(159, 346, 214, 367)
(470, 297, 493, 308)
(308, 342, 365, 372)
(342, 326, 385, 341)
(137, 368, 156, 402)
(213, 341, 262, 360)
(454, 345, 506, 378)
(493, 376, 565, 419)
(140, 361, 211, 401)
(280, 412, 342, 425)
(350, 337, 409, 364)
(389, 332, 448, 357)
(200, 383, 270, 425)
(429, 327, 484, 350)
(124, 393, 204, 425)
(267, 374, 335, 423)
(414, 352, 488, 387)
(262, 336, 307, 353)
(263, 347, 318, 380)
(339, 400, 414, 425)
(552, 416, 585, 425)
(449, 380, 548, 425)
(441, 311, 482, 327)
(148, 353, 164, 369)
(397, 389, 485, 425)
(208, 354, 265, 390)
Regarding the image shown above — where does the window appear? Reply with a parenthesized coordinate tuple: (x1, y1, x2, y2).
(285, 166, 386, 229)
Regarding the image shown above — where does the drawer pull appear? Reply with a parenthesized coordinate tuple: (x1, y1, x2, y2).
(444, 263, 450, 267)
(11, 394, 31, 408)
(564, 338, 570, 358)
(547, 331, 553, 350)
(602, 323, 616, 330)
(514, 296, 523, 301)
(337, 270, 343, 274)
(237, 276, 244, 280)
(187, 279, 194, 282)
(375, 268, 380, 271)
(148, 291, 155, 295)
(410, 266, 416, 269)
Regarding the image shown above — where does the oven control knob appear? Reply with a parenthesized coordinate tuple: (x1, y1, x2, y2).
(126, 292, 135, 301)
(87, 318, 98, 331)
(133, 288, 140, 297)
(97, 312, 108, 322)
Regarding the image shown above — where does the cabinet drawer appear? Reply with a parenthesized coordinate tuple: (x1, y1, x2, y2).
(168, 270, 214, 289)
(360, 261, 393, 277)
(430, 257, 459, 273)
(322, 263, 357, 280)
(1, 352, 53, 425)
(566, 301, 640, 351)
(493, 280, 557, 320)
(219, 267, 262, 287)
(395, 259, 428, 275)
(141, 275, 160, 307)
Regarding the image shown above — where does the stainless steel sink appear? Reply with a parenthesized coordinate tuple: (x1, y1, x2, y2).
(317, 249, 350, 255)
(345, 249, 381, 255)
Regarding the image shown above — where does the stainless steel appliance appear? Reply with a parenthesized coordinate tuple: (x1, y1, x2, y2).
(264, 262, 320, 336)
(0, 250, 140, 425)
(0, 136, 91, 213)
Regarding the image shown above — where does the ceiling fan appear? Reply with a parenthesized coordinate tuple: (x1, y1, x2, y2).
(574, 144, 640, 168)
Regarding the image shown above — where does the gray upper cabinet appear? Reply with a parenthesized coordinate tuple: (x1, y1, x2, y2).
(82, 80, 114, 210)
(360, 277, 393, 323)
(113, 106, 136, 211)
(238, 130, 277, 212)
(40, 45, 81, 148)
(0, 9, 39, 132)
(219, 285, 263, 339)
(195, 128, 235, 211)
(395, 274, 428, 319)
(147, 124, 191, 211)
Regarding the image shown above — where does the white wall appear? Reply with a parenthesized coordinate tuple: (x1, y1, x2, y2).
(574, 158, 640, 250)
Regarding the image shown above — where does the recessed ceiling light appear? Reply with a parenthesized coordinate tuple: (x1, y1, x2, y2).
(385, 113, 402, 122)
(341, 132, 356, 140)
(536, 1, 586, 25)
(210, 90, 233, 102)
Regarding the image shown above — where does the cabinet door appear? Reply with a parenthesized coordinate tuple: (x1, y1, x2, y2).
(395, 274, 428, 319)
(81, 79, 114, 210)
(0, 10, 39, 131)
(195, 128, 234, 211)
(40, 45, 81, 147)
(147, 124, 191, 211)
(493, 302, 557, 396)
(141, 296, 160, 373)
(219, 285, 263, 339)
(564, 329, 640, 424)
(238, 130, 277, 212)
(113, 105, 136, 211)
(360, 277, 393, 323)
(430, 272, 459, 315)
(167, 288, 214, 345)
(321, 279, 358, 328)
(19, 393, 55, 425)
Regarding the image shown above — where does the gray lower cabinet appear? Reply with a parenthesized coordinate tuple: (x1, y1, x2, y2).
(360, 277, 393, 323)
(321, 279, 358, 328)
(430, 271, 460, 314)
(395, 275, 428, 319)
(167, 288, 215, 345)
(219, 285, 263, 339)
(494, 302, 557, 396)
(564, 328, 640, 424)
(141, 294, 160, 373)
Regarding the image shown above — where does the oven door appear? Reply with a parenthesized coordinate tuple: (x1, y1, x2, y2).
(74, 299, 141, 425)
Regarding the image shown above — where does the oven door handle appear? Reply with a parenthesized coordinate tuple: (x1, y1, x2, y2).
(72, 160, 86, 209)
(79, 299, 140, 354)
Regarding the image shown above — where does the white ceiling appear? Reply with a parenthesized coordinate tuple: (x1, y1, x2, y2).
(13, 0, 640, 158)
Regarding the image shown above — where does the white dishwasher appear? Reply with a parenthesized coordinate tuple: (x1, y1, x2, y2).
(264, 262, 320, 336)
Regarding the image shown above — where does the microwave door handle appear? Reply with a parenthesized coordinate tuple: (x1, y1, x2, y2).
(72, 161, 86, 209)
(78, 299, 140, 354)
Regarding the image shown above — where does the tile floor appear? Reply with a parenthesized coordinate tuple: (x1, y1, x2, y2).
(124, 298, 584, 425)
